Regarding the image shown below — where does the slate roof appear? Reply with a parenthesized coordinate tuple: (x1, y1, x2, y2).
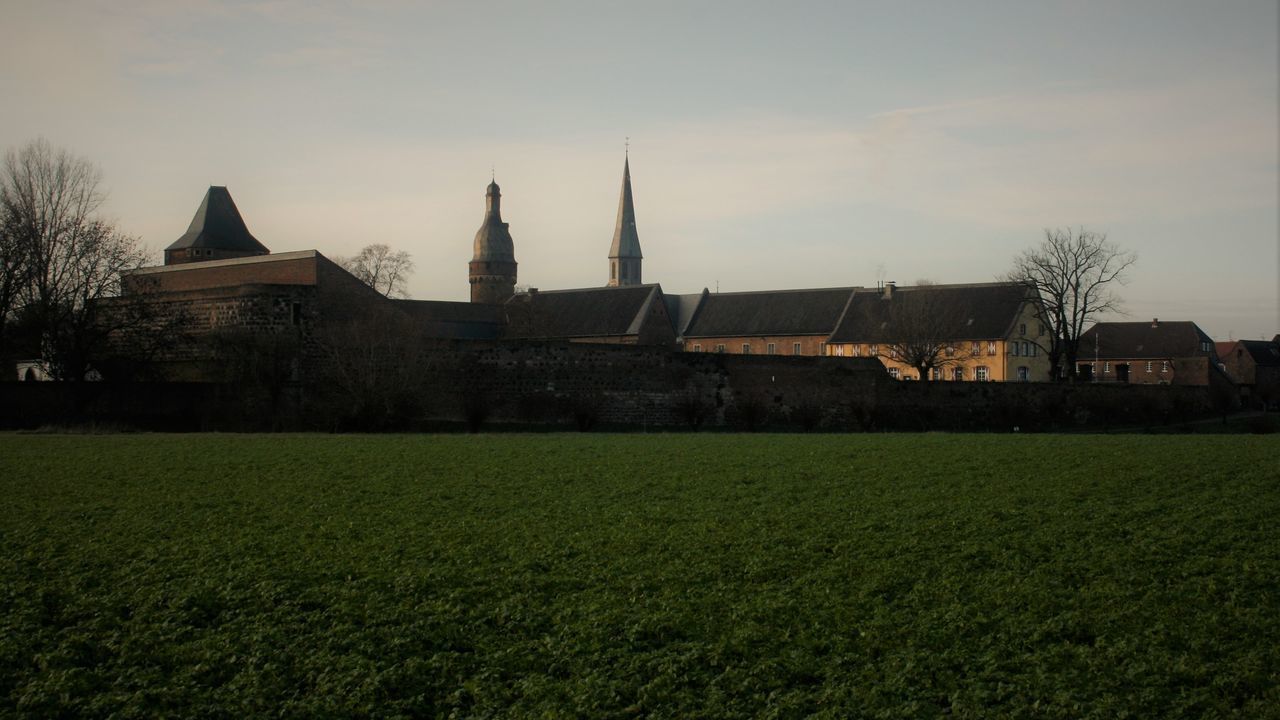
(829, 283, 1030, 343)
(682, 287, 856, 338)
(608, 157, 642, 259)
(1079, 320, 1214, 360)
(165, 186, 269, 254)
(663, 291, 707, 338)
(505, 285, 662, 339)
(394, 300, 504, 340)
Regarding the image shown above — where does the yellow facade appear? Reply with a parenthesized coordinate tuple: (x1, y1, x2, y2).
(825, 301, 1052, 382)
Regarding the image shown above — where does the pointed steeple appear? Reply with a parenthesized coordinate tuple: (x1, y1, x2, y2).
(608, 151, 643, 286)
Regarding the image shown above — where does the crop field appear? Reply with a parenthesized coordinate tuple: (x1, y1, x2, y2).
(2, 433, 1278, 718)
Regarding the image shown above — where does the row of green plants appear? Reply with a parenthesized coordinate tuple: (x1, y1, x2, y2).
(3, 434, 1277, 717)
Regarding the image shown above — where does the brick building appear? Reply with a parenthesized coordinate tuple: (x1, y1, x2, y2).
(1215, 338, 1280, 408)
(1077, 319, 1219, 385)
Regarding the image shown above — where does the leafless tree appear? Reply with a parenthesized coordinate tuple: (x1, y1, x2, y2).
(0, 201, 28, 359)
(1006, 228, 1136, 382)
(336, 243, 414, 299)
(883, 283, 965, 383)
(1, 139, 149, 379)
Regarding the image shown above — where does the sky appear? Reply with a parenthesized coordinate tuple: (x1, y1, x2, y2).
(2, 0, 1277, 340)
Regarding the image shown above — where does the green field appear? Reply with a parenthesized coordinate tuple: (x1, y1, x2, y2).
(2, 434, 1278, 718)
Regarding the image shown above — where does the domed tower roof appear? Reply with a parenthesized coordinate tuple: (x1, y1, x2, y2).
(472, 180, 515, 263)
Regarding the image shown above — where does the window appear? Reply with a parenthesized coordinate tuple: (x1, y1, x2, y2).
(987, 341, 997, 356)
(1017, 366, 1029, 382)
(971, 342, 981, 356)
(976, 366, 989, 382)
(1200, 341, 1211, 353)
(870, 344, 879, 357)
(952, 367, 964, 381)
(1161, 361, 1168, 373)
(819, 343, 826, 355)
(766, 343, 776, 355)
(1104, 361, 1110, 374)
(1038, 324, 1046, 337)
(889, 346, 898, 359)
(851, 344, 861, 357)
(1022, 342, 1031, 356)
(1011, 342, 1020, 357)
(1145, 361, 1152, 373)
(692, 343, 702, 352)
(931, 368, 942, 381)
(1019, 323, 1027, 336)
(1030, 343, 1038, 357)
(741, 344, 751, 354)
(888, 367, 900, 379)
(611, 263, 616, 280)
(834, 344, 843, 357)
(715, 344, 726, 353)
(792, 342, 802, 355)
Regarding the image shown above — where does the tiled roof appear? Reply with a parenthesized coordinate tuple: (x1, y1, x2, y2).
(683, 287, 856, 338)
(165, 186, 269, 254)
(505, 285, 661, 339)
(1079, 321, 1214, 360)
(829, 283, 1029, 343)
(1240, 339, 1280, 367)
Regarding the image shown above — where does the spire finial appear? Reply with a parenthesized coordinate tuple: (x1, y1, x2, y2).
(491, 165, 494, 182)
(625, 137, 629, 158)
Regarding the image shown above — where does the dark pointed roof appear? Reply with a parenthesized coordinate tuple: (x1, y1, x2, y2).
(165, 186, 269, 254)
(609, 157, 642, 259)
(829, 283, 1031, 343)
(472, 180, 515, 262)
(683, 287, 856, 338)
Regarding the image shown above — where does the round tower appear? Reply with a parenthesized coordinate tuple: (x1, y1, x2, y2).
(469, 180, 518, 304)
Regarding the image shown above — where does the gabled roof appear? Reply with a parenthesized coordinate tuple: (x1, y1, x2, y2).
(682, 287, 856, 338)
(1225, 339, 1280, 367)
(829, 282, 1030, 343)
(608, 157, 642, 259)
(165, 186, 269, 254)
(663, 290, 708, 338)
(505, 284, 663, 339)
(1079, 320, 1214, 360)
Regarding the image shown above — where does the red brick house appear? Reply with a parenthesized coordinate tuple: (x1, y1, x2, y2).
(1215, 338, 1280, 409)
(1076, 319, 1219, 385)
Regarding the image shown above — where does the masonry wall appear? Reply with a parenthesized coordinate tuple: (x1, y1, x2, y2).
(10, 338, 1223, 432)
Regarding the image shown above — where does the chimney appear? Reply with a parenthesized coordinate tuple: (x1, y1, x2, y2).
(1151, 318, 1159, 328)
(883, 281, 896, 299)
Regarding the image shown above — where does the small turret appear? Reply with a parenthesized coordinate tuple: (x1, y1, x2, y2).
(469, 179, 518, 304)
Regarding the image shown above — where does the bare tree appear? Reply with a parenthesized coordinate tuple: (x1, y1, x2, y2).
(337, 243, 414, 298)
(1, 139, 149, 379)
(883, 283, 965, 383)
(1007, 228, 1136, 382)
(0, 201, 27, 360)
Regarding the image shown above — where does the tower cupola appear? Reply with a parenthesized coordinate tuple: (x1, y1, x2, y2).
(469, 179, 517, 304)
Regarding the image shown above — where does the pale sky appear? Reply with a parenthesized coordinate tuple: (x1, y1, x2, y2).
(3, 0, 1277, 339)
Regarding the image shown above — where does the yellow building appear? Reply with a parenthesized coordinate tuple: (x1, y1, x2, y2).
(825, 282, 1051, 382)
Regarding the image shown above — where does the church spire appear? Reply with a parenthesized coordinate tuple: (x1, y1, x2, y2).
(608, 149, 643, 287)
